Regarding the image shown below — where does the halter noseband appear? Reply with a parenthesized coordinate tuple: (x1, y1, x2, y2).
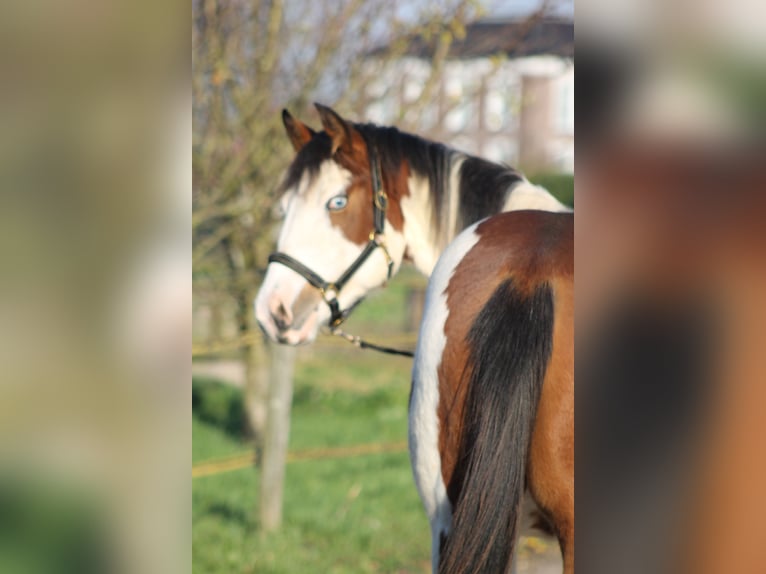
(267, 146, 394, 328)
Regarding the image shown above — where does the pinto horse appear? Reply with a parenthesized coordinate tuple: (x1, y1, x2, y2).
(411, 210, 573, 573)
(254, 103, 569, 343)
(254, 104, 572, 572)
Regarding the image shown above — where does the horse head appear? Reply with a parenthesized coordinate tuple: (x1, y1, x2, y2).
(255, 104, 408, 345)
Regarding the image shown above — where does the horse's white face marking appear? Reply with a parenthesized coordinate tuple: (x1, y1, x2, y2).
(255, 159, 405, 345)
(409, 221, 481, 572)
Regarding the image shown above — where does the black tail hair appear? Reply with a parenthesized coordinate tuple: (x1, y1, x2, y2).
(438, 278, 554, 574)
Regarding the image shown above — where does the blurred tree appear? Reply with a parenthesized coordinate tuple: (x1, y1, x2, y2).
(192, 0, 483, 530)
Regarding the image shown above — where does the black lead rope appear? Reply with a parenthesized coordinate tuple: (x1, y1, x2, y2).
(327, 298, 415, 358)
(330, 327, 415, 358)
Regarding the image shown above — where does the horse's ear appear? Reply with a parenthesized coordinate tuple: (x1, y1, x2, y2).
(315, 103, 353, 155)
(282, 109, 316, 152)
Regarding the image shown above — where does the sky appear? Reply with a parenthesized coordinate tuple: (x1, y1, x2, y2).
(487, 0, 574, 18)
(396, 0, 573, 26)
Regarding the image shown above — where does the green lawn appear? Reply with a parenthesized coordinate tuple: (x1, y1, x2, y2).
(192, 416, 246, 464)
(193, 345, 430, 574)
(193, 441, 430, 574)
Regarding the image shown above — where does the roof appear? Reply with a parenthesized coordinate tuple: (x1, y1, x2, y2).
(372, 17, 573, 61)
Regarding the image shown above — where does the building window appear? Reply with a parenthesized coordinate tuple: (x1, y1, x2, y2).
(445, 100, 477, 132)
(484, 74, 520, 132)
(483, 137, 518, 164)
(367, 97, 396, 125)
(558, 79, 574, 134)
(444, 75, 463, 101)
(443, 69, 479, 133)
(451, 135, 478, 156)
(403, 77, 421, 103)
(402, 104, 435, 132)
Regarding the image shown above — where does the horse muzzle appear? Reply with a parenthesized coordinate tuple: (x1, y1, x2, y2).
(255, 289, 322, 346)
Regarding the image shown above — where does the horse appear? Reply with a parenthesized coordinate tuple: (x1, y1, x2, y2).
(254, 103, 569, 344)
(254, 104, 573, 572)
(410, 209, 573, 573)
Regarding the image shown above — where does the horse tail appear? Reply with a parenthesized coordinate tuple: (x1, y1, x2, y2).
(438, 278, 554, 574)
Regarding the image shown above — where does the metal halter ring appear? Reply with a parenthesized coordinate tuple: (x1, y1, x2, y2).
(374, 190, 388, 211)
(320, 283, 338, 301)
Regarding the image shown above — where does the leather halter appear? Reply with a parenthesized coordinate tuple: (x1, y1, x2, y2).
(267, 145, 394, 328)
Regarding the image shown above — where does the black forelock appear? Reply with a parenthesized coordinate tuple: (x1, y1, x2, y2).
(279, 131, 333, 193)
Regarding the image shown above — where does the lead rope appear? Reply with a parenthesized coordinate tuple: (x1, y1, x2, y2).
(329, 326, 415, 358)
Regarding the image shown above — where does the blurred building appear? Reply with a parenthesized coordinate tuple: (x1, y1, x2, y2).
(365, 17, 574, 173)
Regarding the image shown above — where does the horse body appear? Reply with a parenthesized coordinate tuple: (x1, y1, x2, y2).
(255, 105, 573, 573)
(411, 210, 574, 573)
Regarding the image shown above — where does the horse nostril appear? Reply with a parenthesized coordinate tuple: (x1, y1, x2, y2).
(273, 315, 289, 331)
(272, 302, 292, 331)
(267, 294, 294, 333)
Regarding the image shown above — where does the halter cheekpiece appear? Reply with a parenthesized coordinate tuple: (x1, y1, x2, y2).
(267, 145, 394, 329)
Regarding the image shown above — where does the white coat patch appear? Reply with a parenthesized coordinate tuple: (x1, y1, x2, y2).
(409, 221, 482, 572)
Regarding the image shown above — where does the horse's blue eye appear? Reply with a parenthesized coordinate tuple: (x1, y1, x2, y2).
(326, 195, 348, 211)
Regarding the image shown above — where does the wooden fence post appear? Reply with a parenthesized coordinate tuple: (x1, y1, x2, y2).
(406, 286, 426, 332)
(243, 332, 269, 457)
(259, 342, 297, 531)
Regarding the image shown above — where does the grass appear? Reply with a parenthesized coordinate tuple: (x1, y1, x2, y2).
(193, 445, 430, 574)
(193, 334, 430, 574)
(192, 416, 246, 465)
(337, 266, 426, 334)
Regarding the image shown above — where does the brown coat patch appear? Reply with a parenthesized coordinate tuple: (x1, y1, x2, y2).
(312, 104, 409, 244)
(327, 128, 408, 245)
(438, 210, 574, 503)
(528, 276, 574, 567)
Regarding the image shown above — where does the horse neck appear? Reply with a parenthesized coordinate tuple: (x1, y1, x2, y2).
(398, 153, 466, 276)
(366, 121, 568, 277)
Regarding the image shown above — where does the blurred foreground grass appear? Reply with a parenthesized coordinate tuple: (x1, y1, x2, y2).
(193, 346, 429, 574)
